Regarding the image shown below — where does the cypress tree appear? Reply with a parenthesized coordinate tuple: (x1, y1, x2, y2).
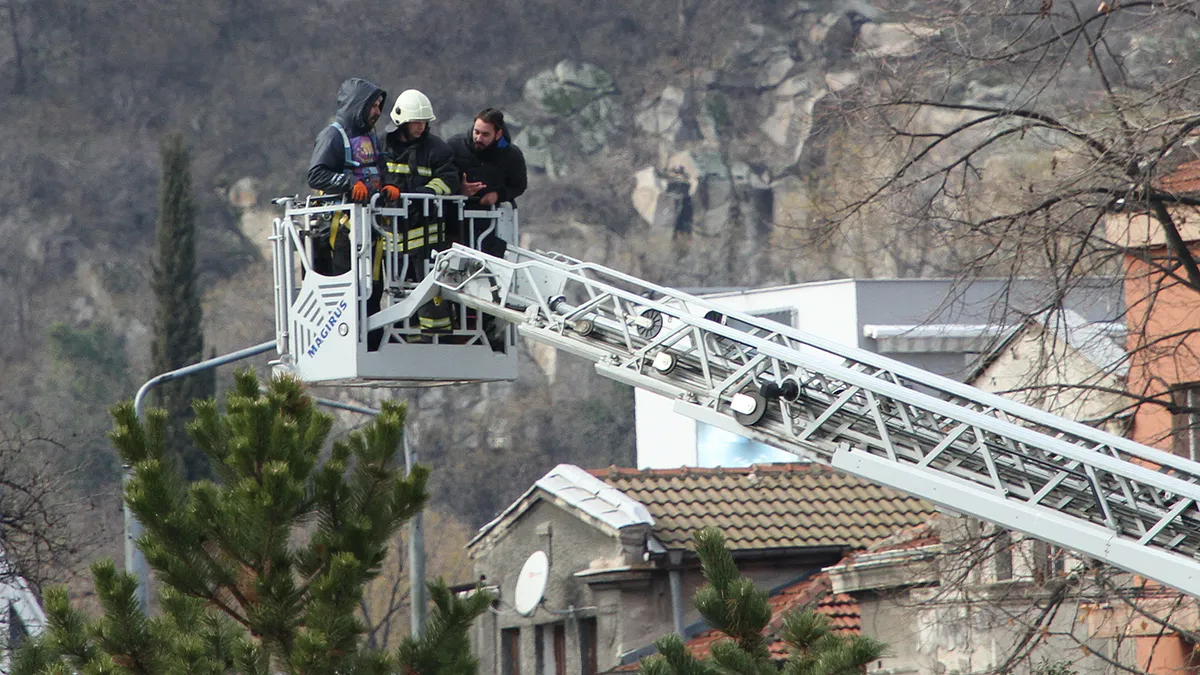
(15, 371, 491, 675)
(642, 528, 887, 675)
(150, 132, 214, 481)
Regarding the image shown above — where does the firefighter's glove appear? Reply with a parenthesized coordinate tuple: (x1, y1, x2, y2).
(350, 180, 370, 202)
(381, 184, 401, 201)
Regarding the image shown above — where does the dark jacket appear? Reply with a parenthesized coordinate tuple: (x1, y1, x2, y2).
(307, 78, 386, 195)
(383, 128, 460, 197)
(448, 133, 528, 205)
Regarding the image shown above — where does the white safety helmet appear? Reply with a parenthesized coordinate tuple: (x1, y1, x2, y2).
(388, 89, 436, 131)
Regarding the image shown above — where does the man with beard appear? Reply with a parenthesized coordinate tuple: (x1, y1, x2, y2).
(307, 78, 399, 275)
(449, 108, 527, 209)
(449, 108, 526, 352)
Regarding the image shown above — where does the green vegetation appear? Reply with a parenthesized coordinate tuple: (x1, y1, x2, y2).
(641, 528, 887, 675)
(151, 133, 215, 481)
(14, 371, 490, 675)
(46, 322, 128, 398)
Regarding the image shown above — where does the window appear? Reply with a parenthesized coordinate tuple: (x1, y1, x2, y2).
(696, 423, 796, 467)
(535, 623, 566, 675)
(501, 628, 520, 675)
(992, 529, 1013, 582)
(1048, 545, 1070, 577)
(1173, 385, 1200, 460)
(535, 625, 544, 675)
(579, 618, 598, 675)
(1033, 540, 1072, 582)
(553, 624, 566, 675)
(726, 308, 796, 335)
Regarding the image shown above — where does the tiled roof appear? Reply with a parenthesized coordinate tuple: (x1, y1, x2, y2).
(610, 514, 945, 672)
(824, 517, 942, 581)
(1158, 159, 1200, 196)
(592, 464, 936, 551)
(866, 517, 941, 554)
(688, 574, 860, 661)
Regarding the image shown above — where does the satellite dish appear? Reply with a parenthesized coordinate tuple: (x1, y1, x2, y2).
(514, 550, 549, 616)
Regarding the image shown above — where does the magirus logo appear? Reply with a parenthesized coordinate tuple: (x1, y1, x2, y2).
(306, 299, 349, 357)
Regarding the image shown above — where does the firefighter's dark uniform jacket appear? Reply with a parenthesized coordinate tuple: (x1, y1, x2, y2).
(381, 129, 461, 335)
(383, 128, 459, 197)
(308, 78, 386, 195)
(378, 128, 460, 267)
(448, 133, 528, 206)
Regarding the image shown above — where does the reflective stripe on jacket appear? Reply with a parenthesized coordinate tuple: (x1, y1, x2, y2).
(382, 130, 459, 196)
(372, 222, 447, 280)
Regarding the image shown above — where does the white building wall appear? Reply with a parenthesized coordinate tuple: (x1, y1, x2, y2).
(636, 282, 859, 468)
(634, 389, 697, 469)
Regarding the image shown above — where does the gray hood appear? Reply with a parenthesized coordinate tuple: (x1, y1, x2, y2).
(335, 78, 386, 136)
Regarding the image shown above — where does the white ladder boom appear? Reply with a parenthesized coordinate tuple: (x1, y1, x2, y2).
(424, 243, 1200, 597)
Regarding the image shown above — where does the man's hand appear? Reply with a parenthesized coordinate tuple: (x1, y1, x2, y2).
(461, 173, 486, 197)
(480, 192, 499, 207)
(350, 180, 370, 202)
(380, 184, 401, 201)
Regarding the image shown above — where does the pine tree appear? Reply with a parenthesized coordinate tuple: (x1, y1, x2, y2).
(641, 528, 887, 675)
(396, 579, 494, 675)
(14, 370, 492, 675)
(151, 132, 215, 482)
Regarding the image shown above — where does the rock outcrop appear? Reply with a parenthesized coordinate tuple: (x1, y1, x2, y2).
(518, 60, 622, 177)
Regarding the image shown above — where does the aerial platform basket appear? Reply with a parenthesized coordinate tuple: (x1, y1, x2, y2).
(270, 194, 519, 386)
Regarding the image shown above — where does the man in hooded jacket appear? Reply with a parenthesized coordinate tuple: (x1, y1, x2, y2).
(307, 78, 400, 275)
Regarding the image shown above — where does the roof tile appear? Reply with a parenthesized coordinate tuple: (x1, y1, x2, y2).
(1159, 159, 1200, 196)
(665, 573, 861, 664)
(592, 464, 934, 551)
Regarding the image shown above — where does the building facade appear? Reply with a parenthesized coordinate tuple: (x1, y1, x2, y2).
(464, 464, 933, 675)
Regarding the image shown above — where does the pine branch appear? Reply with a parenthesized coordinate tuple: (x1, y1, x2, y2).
(395, 579, 494, 675)
(11, 635, 56, 675)
(642, 529, 890, 675)
(692, 528, 772, 658)
(641, 633, 715, 675)
(710, 639, 775, 675)
(90, 561, 161, 675)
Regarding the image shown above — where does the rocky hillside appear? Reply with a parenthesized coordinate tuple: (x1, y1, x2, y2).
(5, 0, 1179, 527)
(214, 0, 953, 524)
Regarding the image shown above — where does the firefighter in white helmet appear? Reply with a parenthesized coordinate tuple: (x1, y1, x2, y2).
(383, 90, 458, 199)
(379, 89, 460, 339)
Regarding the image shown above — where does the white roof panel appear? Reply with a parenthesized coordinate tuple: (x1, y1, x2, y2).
(469, 464, 655, 549)
(537, 464, 654, 531)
